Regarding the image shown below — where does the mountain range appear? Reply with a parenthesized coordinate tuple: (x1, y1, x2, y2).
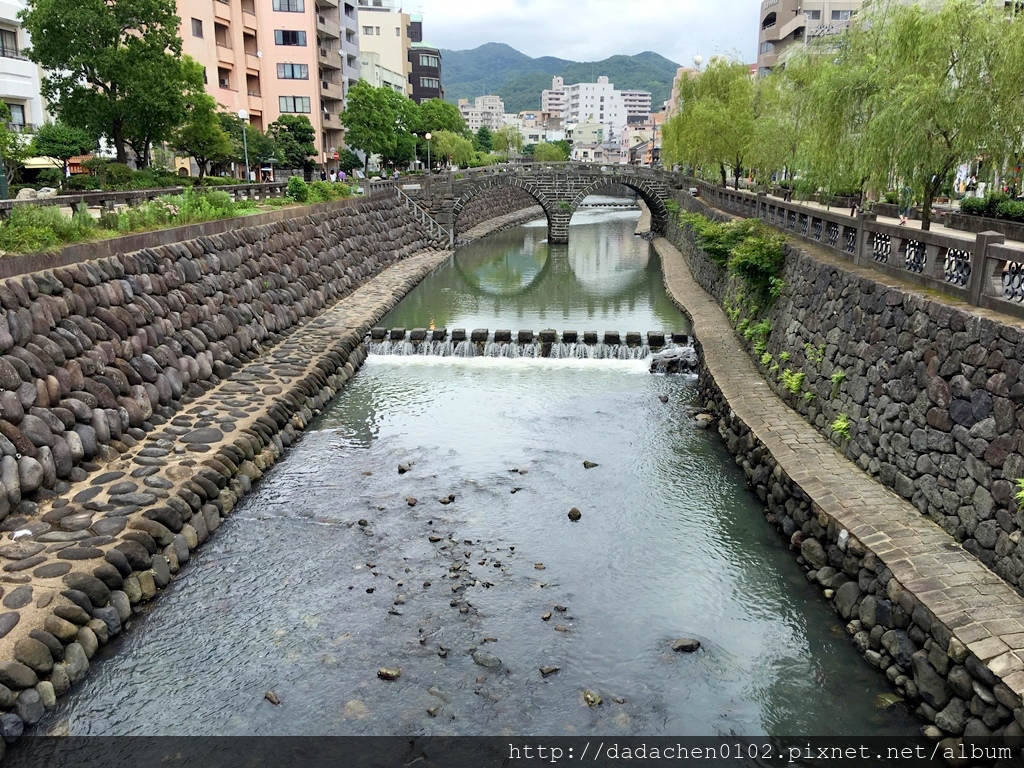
(440, 43, 681, 115)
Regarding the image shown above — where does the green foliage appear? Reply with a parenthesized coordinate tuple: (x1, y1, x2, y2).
(269, 115, 318, 171)
(171, 93, 233, 180)
(415, 99, 469, 137)
(961, 193, 1024, 223)
(440, 43, 679, 114)
(804, 343, 826, 366)
(1014, 478, 1024, 510)
(830, 369, 846, 398)
(474, 126, 493, 153)
(0, 203, 97, 252)
(664, 199, 681, 217)
(32, 121, 96, 183)
(803, 392, 816, 403)
(779, 351, 791, 363)
(21, 0, 195, 165)
(760, 352, 773, 367)
(533, 141, 568, 162)
(493, 125, 523, 158)
(746, 319, 772, 356)
(831, 413, 852, 440)
(728, 228, 787, 300)
(336, 149, 362, 174)
(780, 368, 805, 395)
(307, 180, 351, 203)
(0, 104, 30, 188)
(341, 81, 416, 170)
(36, 169, 64, 188)
(431, 130, 476, 167)
(286, 176, 309, 202)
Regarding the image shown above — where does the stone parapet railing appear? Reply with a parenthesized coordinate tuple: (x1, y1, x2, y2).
(688, 179, 1024, 322)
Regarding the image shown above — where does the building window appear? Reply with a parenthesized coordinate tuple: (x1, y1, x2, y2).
(759, 41, 775, 54)
(5, 103, 25, 127)
(418, 54, 439, 68)
(273, 0, 305, 10)
(191, 18, 203, 37)
(831, 10, 852, 20)
(419, 77, 439, 90)
(396, 27, 400, 35)
(362, 26, 373, 35)
(277, 63, 309, 79)
(805, 9, 821, 20)
(279, 96, 312, 113)
(275, 30, 307, 45)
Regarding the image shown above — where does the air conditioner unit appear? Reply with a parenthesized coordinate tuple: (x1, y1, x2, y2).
(219, 79, 230, 88)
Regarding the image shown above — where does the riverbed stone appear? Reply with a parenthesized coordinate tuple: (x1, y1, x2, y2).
(0, 612, 19, 639)
(800, 538, 828, 569)
(13, 638, 52, 675)
(91, 605, 121, 637)
(62, 642, 89, 683)
(44, 615, 79, 642)
(109, 591, 131, 622)
(833, 581, 861, 619)
(36, 681, 55, 709)
(137, 570, 157, 600)
(0, 712, 23, 744)
(0, 661, 37, 690)
(77, 626, 99, 657)
(63, 571, 111, 606)
(14, 689, 43, 726)
(27, 630, 62, 662)
(1, 585, 31, 610)
(472, 650, 502, 669)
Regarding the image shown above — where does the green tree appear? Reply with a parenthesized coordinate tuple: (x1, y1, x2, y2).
(416, 98, 469, 137)
(123, 56, 204, 170)
(474, 126, 493, 153)
(20, 0, 191, 166)
(534, 142, 568, 162)
(171, 94, 232, 180)
(32, 121, 95, 185)
(268, 115, 317, 173)
(0, 105, 31, 194)
(493, 125, 523, 159)
(218, 112, 278, 178)
(340, 81, 417, 172)
(431, 130, 475, 168)
(663, 56, 755, 189)
(336, 149, 362, 173)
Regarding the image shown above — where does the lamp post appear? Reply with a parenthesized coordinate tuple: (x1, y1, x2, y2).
(425, 132, 431, 173)
(238, 109, 250, 182)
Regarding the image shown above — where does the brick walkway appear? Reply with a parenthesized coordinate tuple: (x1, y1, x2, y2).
(653, 235, 1024, 707)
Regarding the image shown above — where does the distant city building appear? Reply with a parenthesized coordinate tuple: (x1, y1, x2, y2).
(541, 76, 566, 114)
(502, 110, 564, 146)
(756, 0, 864, 76)
(357, 0, 411, 96)
(175, 0, 360, 174)
(1, 0, 47, 134)
(459, 95, 504, 133)
(408, 14, 442, 103)
(544, 75, 650, 154)
(360, 50, 407, 93)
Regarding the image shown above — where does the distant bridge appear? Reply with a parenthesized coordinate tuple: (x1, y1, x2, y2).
(371, 163, 683, 245)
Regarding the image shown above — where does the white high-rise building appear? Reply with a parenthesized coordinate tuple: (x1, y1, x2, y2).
(459, 94, 504, 133)
(0, 0, 46, 134)
(542, 75, 650, 151)
(541, 76, 565, 114)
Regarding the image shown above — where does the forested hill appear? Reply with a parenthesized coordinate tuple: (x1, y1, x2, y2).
(441, 43, 680, 113)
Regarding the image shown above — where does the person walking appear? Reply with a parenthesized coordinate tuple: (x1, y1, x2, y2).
(898, 184, 913, 225)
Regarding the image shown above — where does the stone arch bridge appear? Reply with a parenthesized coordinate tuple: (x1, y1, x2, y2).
(377, 163, 683, 245)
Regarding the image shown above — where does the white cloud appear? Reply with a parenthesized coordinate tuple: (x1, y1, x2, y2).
(413, 0, 762, 65)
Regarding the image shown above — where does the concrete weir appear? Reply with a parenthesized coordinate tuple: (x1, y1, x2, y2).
(656, 224, 1024, 750)
(0, 193, 541, 751)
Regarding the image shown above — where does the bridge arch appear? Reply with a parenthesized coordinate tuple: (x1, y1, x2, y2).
(451, 176, 551, 241)
(567, 177, 670, 238)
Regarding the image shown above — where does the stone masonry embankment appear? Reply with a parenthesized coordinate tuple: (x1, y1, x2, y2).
(672, 190, 1024, 596)
(0, 193, 477, 754)
(655, 206, 1024, 749)
(456, 186, 543, 235)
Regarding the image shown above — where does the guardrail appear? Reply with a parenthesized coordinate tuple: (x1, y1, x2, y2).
(687, 179, 1024, 320)
(0, 182, 291, 219)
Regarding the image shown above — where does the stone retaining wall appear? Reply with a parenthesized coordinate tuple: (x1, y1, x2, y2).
(0, 196, 438, 520)
(455, 186, 541, 233)
(669, 190, 1024, 598)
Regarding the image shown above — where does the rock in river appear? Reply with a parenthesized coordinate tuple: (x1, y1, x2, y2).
(377, 667, 402, 681)
(568, 507, 581, 522)
(671, 638, 701, 653)
(472, 650, 502, 669)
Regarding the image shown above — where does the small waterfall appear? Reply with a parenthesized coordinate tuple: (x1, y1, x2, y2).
(367, 329, 697, 371)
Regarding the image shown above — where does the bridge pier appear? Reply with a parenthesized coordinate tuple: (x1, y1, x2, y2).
(547, 210, 572, 245)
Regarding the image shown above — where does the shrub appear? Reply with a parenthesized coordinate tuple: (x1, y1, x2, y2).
(883, 190, 898, 205)
(261, 197, 294, 208)
(287, 175, 309, 202)
(65, 174, 101, 192)
(36, 169, 64, 188)
(665, 199, 680, 217)
(997, 199, 1024, 223)
(200, 176, 236, 187)
(959, 195, 986, 216)
(102, 162, 137, 189)
(760, 352, 773, 367)
(729, 229, 787, 299)
(0, 203, 97, 252)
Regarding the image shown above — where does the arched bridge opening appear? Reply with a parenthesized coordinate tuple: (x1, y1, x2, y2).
(452, 183, 547, 240)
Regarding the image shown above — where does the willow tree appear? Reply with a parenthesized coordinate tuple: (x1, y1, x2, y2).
(831, 0, 1017, 230)
(662, 57, 754, 189)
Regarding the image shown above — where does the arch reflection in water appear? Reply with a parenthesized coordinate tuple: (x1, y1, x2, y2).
(382, 206, 693, 335)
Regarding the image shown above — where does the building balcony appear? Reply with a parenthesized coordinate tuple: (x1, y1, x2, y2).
(245, 50, 260, 70)
(318, 47, 341, 69)
(214, 0, 231, 21)
(321, 80, 343, 100)
(317, 14, 340, 38)
(217, 43, 234, 64)
(241, 0, 256, 15)
(246, 92, 263, 112)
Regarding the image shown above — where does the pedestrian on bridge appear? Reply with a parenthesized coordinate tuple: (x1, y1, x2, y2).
(898, 185, 913, 225)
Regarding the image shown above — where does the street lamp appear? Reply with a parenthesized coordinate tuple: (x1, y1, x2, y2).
(425, 132, 431, 173)
(238, 109, 250, 182)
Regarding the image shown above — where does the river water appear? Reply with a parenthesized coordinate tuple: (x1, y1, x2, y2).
(34, 202, 921, 741)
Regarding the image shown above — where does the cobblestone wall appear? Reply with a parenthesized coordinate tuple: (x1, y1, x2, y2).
(455, 187, 541, 233)
(669, 191, 1024, 597)
(0, 197, 438, 518)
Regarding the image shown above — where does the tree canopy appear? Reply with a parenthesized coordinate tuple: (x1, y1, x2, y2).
(170, 94, 232, 180)
(20, 0, 193, 166)
(32, 121, 95, 184)
(269, 115, 317, 171)
(416, 99, 469, 137)
(0, 105, 30, 192)
(534, 142, 568, 162)
(493, 125, 523, 158)
(341, 81, 417, 171)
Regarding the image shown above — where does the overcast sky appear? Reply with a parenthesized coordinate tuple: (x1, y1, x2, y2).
(412, 0, 762, 65)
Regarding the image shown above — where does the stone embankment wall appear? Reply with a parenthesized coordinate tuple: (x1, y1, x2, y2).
(671, 191, 1024, 595)
(455, 186, 542, 234)
(662, 194, 1024, 747)
(0, 197, 436, 515)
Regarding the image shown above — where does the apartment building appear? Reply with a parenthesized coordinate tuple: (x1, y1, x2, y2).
(756, 0, 863, 76)
(459, 95, 504, 133)
(357, 0, 410, 96)
(546, 76, 650, 150)
(176, 0, 360, 173)
(0, 0, 46, 135)
(541, 76, 566, 114)
(408, 14, 442, 103)
(360, 51, 407, 93)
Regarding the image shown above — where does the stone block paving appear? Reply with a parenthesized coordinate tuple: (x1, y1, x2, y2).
(0, 248, 451, 696)
(653, 236, 1024, 702)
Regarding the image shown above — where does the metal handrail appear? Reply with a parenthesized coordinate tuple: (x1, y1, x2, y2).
(394, 185, 452, 246)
